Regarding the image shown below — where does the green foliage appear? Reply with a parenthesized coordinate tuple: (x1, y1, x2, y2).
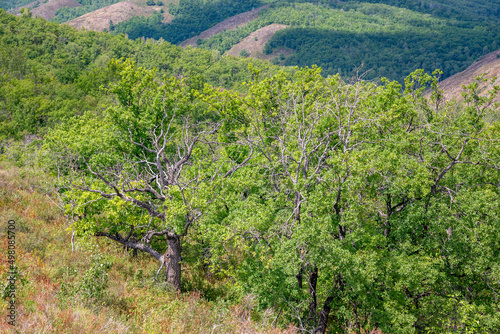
(0, 9, 279, 139)
(58, 243, 112, 304)
(193, 1, 500, 82)
(0, 0, 34, 10)
(260, 2, 500, 81)
(196, 67, 500, 332)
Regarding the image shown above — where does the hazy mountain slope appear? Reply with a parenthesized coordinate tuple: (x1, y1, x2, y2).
(179, 5, 269, 48)
(438, 49, 500, 101)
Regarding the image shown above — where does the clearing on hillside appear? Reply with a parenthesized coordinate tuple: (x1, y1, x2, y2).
(65, 0, 172, 31)
(24, 0, 82, 20)
(226, 24, 290, 61)
(438, 49, 500, 101)
(179, 4, 269, 47)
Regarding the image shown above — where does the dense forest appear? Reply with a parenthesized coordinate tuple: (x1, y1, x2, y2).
(8, 0, 499, 83)
(2, 7, 500, 334)
(193, 1, 500, 81)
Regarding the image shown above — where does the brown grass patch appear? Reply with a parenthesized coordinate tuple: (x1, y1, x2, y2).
(180, 5, 270, 47)
(437, 49, 500, 101)
(225, 24, 290, 61)
(65, 0, 172, 32)
(31, 0, 82, 20)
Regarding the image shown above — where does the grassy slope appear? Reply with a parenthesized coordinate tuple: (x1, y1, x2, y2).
(225, 24, 289, 60)
(31, 0, 82, 20)
(437, 49, 500, 101)
(65, 0, 176, 31)
(65, 0, 170, 31)
(0, 160, 295, 333)
(179, 5, 269, 48)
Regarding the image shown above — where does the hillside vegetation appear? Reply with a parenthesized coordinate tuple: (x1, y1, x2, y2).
(65, 0, 169, 32)
(0, 162, 295, 333)
(1, 7, 500, 334)
(190, 0, 500, 82)
(0, 9, 281, 141)
(29, 0, 500, 83)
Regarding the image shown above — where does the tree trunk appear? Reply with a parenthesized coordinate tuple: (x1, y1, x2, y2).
(165, 235, 182, 291)
(308, 266, 318, 325)
(315, 295, 334, 334)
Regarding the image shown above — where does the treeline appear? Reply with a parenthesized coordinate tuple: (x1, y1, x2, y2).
(114, 0, 262, 44)
(0, 9, 279, 140)
(177, 1, 500, 82)
(264, 26, 495, 80)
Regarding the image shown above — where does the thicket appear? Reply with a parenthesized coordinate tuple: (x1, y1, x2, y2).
(186, 1, 500, 82)
(262, 2, 500, 81)
(346, 0, 500, 21)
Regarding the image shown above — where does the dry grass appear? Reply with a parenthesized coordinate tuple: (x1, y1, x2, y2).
(65, 0, 170, 32)
(31, 0, 82, 20)
(225, 24, 291, 61)
(180, 5, 270, 48)
(0, 162, 297, 333)
(437, 49, 500, 102)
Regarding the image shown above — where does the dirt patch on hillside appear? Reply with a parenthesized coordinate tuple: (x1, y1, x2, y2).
(29, 0, 82, 20)
(65, 0, 169, 31)
(438, 49, 500, 101)
(179, 5, 270, 47)
(226, 24, 290, 60)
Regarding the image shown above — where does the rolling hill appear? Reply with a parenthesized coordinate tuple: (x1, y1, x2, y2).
(65, 0, 170, 31)
(179, 5, 269, 48)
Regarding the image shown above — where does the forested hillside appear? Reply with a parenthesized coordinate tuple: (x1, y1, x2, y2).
(18, 0, 499, 83)
(0, 9, 280, 140)
(0, 0, 33, 11)
(192, 0, 500, 81)
(1, 6, 500, 334)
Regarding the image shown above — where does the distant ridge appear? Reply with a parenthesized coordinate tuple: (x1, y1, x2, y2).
(179, 5, 269, 48)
